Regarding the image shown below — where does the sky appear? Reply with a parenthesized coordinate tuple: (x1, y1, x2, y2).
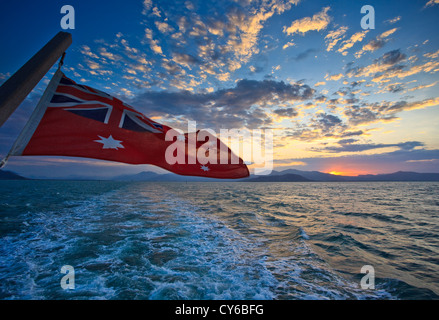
(0, 0, 438, 178)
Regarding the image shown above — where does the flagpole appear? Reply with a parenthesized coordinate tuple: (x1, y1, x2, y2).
(0, 31, 72, 128)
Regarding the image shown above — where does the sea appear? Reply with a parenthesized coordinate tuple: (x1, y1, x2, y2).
(0, 180, 438, 300)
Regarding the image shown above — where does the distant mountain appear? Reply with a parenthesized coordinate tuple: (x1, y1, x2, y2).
(245, 173, 311, 182)
(269, 169, 348, 181)
(0, 170, 27, 180)
(19, 168, 439, 182)
(348, 171, 439, 182)
(113, 171, 243, 182)
(114, 171, 164, 181)
(251, 170, 439, 182)
(112, 169, 439, 182)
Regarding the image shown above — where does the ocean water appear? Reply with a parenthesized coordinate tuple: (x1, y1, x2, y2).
(0, 180, 438, 300)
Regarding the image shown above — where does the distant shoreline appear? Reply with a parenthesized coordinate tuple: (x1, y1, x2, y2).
(2, 168, 439, 183)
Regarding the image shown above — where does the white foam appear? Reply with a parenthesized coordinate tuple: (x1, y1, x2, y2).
(300, 227, 310, 240)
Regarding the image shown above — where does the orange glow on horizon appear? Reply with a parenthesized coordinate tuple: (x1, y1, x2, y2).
(326, 169, 367, 177)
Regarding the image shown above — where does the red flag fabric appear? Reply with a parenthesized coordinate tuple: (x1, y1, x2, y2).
(7, 70, 249, 179)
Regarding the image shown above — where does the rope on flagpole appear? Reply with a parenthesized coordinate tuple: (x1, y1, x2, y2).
(58, 52, 66, 70)
(0, 156, 9, 169)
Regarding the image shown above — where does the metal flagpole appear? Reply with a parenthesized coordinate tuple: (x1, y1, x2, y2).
(0, 47, 68, 169)
(0, 31, 72, 128)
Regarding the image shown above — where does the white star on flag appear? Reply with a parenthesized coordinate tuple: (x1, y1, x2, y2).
(94, 135, 124, 150)
(200, 165, 210, 172)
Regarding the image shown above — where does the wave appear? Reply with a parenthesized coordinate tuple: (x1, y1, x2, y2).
(1, 181, 438, 299)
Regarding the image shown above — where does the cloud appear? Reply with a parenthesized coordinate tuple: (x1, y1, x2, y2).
(293, 48, 319, 61)
(144, 28, 164, 55)
(177, 16, 190, 34)
(325, 26, 348, 52)
(282, 41, 295, 50)
(99, 47, 122, 61)
(346, 49, 411, 81)
(380, 28, 398, 39)
(380, 82, 404, 93)
(273, 160, 307, 167)
(130, 78, 315, 129)
(283, 6, 331, 36)
(355, 28, 398, 58)
(337, 30, 369, 56)
(80, 45, 99, 59)
(425, 0, 439, 8)
(343, 105, 396, 126)
(172, 52, 201, 69)
(142, 0, 153, 15)
(161, 59, 185, 76)
(0, 72, 10, 86)
(371, 59, 439, 83)
(343, 97, 439, 126)
(227, 0, 300, 64)
(345, 47, 439, 85)
(313, 140, 424, 153)
(382, 97, 439, 113)
(406, 158, 439, 163)
(136, 0, 303, 90)
(407, 81, 438, 92)
(325, 73, 344, 81)
(287, 112, 351, 141)
(155, 21, 174, 34)
(385, 16, 401, 24)
(424, 49, 439, 59)
(380, 48, 406, 65)
(272, 107, 299, 118)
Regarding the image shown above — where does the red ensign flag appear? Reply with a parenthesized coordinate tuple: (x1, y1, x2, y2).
(6, 70, 249, 179)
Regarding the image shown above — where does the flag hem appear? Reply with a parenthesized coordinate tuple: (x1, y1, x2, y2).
(8, 69, 64, 157)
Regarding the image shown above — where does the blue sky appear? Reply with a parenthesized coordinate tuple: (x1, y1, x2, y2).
(0, 0, 439, 178)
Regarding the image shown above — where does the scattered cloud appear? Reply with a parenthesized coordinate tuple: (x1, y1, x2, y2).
(283, 6, 331, 36)
(272, 107, 299, 118)
(325, 26, 348, 52)
(385, 16, 401, 24)
(424, 0, 439, 8)
(355, 28, 398, 58)
(338, 30, 369, 56)
(144, 28, 164, 55)
(407, 81, 438, 92)
(344, 97, 439, 126)
(325, 73, 344, 81)
(424, 49, 439, 59)
(142, 0, 153, 15)
(293, 48, 319, 61)
(287, 112, 351, 141)
(274, 160, 307, 167)
(406, 158, 439, 163)
(227, 0, 300, 64)
(313, 140, 424, 153)
(346, 49, 411, 81)
(155, 20, 174, 34)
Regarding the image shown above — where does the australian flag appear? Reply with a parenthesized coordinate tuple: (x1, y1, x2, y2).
(6, 69, 249, 179)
